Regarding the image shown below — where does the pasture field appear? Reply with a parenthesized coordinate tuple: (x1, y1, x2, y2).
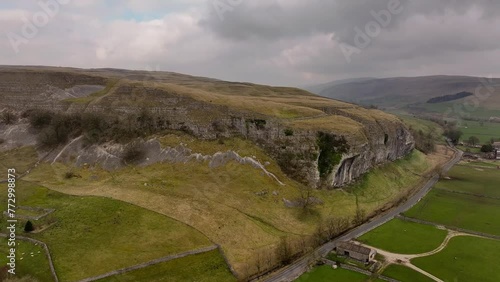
(404, 189, 500, 236)
(423, 103, 500, 121)
(0, 181, 213, 282)
(412, 236, 500, 282)
(98, 250, 236, 282)
(0, 237, 53, 281)
(295, 265, 374, 282)
(381, 264, 434, 282)
(405, 162, 500, 235)
(457, 120, 500, 143)
(357, 219, 448, 254)
(437, 163, 500, 198)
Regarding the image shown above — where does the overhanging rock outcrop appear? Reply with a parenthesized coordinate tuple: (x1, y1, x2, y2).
(0, 67, 415, 189)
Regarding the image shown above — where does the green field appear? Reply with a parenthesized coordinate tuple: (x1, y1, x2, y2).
(295, 265, 372, 282)
(437, 164, 500, 198)
(0, 181, 215, 281)
(405, 189, 500, 236)
(412, 236, 500, 282)
(0, 238, 53, 281)
(458, 121, 500, 143)
(423, 103, 500, 121)
(404, 162, 500, 235)
(455, 145, 481, 153)
(382, 264, 434, 282)
(357, 219, 448, 254)
(98, 250, 236, 282)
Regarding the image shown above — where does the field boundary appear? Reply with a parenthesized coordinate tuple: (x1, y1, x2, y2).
(0, 233, 59, 282)
(433, 188, 500, 200)
(77, 245, 219, 282)
(396, 215, 500, 241)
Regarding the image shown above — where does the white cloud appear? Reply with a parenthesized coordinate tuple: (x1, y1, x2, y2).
(1, 1, 500, 86)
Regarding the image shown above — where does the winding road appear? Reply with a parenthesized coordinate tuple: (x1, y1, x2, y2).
(261, 147, 463, 282)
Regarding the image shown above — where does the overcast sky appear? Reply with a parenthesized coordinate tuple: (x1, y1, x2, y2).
(1, 0, 499, 86)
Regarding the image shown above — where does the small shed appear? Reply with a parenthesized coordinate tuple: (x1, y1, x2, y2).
(336, 242, 376, 263)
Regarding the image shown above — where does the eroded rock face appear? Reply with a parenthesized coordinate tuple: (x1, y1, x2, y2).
(0, 68, 415, 188)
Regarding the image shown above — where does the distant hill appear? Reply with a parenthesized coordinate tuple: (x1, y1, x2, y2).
(310, 75, 500, 118)
(303, 77, 375, 95)
(427, 91, 473, 104)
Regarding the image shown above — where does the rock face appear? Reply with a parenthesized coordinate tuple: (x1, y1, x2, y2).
(0, 67, 415, 188)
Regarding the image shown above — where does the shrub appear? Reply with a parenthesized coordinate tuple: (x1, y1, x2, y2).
(1, 111, 17, 125)
(24, 221, 35, 233)
(316, 132, 349, 178)
(284, 129, 294, 136)
(122, 143, 146, 165)
(481, 144, 494, 153)
(64, 171, 80, 179)
(247, 119, 267, 130)
(28, 110, 54, 129)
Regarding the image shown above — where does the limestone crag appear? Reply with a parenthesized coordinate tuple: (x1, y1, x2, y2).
(0, 67, 415, 188)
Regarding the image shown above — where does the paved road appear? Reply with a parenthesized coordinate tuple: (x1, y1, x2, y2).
(261, 148, 462, 282)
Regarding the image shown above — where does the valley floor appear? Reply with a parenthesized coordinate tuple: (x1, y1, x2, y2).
(299, 159, 500, 282)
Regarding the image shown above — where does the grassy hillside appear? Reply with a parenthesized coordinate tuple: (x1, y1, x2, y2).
(20, 139, 451, 277)
(0, 181, 215, 281)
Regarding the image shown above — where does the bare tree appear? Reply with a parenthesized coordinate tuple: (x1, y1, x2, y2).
(276, 237, 293, 265)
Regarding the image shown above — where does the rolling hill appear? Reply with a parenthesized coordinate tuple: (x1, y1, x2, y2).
(308, 76, 500, 116)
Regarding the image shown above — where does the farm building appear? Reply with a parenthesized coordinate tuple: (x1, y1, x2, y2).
(494, 142, 500, 160)
(336, 242, 376, 263)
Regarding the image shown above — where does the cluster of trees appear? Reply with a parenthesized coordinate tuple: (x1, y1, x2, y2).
(25, 109, 170, 148)
(444, 126, 463, 145)
(1, 111, 18, 125)
(467, 136, 480, 146)
(244, 215, 355, 280)
(408, 127, 436, 154)
(426, 91, 473, 104)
